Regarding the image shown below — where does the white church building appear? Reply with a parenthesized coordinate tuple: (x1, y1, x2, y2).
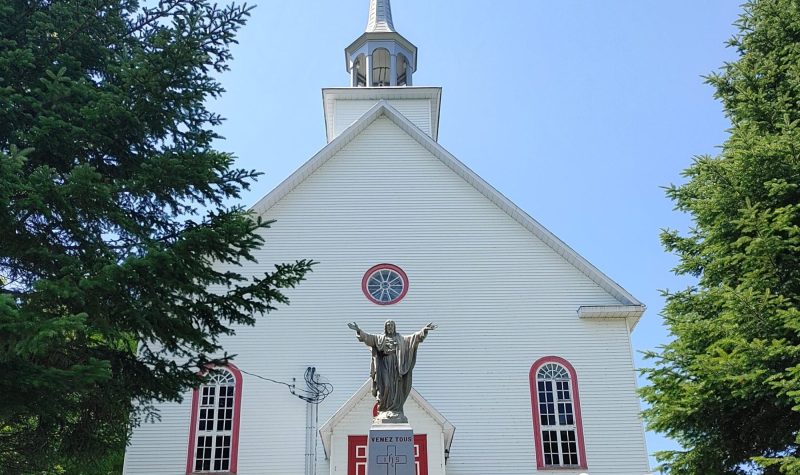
(123, 1, 651, 474)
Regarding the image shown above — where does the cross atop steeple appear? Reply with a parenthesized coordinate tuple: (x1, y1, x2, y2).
(366, 0, 395, 33)
(345, 0, 417, 87)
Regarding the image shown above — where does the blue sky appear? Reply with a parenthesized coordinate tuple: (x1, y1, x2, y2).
(210, 0, 744, 468)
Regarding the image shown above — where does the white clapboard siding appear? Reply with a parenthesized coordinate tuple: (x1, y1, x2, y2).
(124, 115, 648, 475)
(123, 398, 192, 474)
(333, 98, 431, 137)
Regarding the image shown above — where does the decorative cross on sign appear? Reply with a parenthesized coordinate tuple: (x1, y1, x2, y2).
(376, 445, 408, 475)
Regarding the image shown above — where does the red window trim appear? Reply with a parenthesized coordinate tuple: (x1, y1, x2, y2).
(529, 356, 588, 470)
(361, 263, 409, 305)
(186, 363, 243, 474)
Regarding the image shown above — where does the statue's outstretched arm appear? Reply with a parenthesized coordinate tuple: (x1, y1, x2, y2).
(421, 322, 437, 336)
(347, 322, 361, 334)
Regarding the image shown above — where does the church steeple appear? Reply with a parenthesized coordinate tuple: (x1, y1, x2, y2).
(324, 0, 439, 143)
(345, 0, 418, 87)
(366, 0, 395, 33)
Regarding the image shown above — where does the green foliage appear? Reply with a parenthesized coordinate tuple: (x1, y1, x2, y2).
(0, 1, 313, 473)
(642, 0, 800, 473)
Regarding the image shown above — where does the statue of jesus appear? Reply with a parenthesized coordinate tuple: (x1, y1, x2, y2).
(347, 320, 437, 424)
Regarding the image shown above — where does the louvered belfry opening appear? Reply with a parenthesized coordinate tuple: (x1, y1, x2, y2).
(371, 48, 390, 86)
(396, 53, 408, 86)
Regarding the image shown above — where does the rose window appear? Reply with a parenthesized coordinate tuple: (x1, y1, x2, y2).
(362, 264, 408, 305)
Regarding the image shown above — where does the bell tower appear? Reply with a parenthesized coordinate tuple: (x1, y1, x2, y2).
(322, 0, 439, 144)
(345, 0, 418, 87)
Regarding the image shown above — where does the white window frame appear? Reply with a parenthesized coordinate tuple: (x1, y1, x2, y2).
(536, 362, 581, 468)
(191, 368, 238, 473)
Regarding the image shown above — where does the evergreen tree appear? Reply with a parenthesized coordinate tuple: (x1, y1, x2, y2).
(0, 1, 313, 472)
(642, 0, 800, 473)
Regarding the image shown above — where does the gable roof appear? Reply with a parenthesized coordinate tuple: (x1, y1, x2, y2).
(251, 100, 645, 321)
(318, 380, 456, 459)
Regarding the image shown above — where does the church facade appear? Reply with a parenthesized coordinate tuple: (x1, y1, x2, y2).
(123, 1, 651, 474)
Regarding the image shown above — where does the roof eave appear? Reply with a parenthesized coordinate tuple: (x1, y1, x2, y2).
(578, 305, 646, 331)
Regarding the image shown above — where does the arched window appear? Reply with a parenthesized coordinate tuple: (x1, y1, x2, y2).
(186, 364, 243, 474)
(529, 357, 587, 470)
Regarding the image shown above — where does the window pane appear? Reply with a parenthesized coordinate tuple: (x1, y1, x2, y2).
(558, 401, 575, 426)
(560, 430, 578, 466)
(542, 430, 559, 466)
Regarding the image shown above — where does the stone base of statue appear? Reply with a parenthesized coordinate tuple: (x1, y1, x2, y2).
(367, 423, 414, 475)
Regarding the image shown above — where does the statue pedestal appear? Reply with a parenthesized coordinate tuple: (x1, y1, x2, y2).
(367, 423, 415, 475)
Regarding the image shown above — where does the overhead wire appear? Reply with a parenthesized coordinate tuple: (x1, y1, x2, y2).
(238, 366, 333, 404)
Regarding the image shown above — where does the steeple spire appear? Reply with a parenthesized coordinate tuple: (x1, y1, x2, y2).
(366, 0, 395, 32)
(344, 0, 417, 87)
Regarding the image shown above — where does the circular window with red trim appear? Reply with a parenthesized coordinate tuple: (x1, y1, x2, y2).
(362, 264, 408, 305)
